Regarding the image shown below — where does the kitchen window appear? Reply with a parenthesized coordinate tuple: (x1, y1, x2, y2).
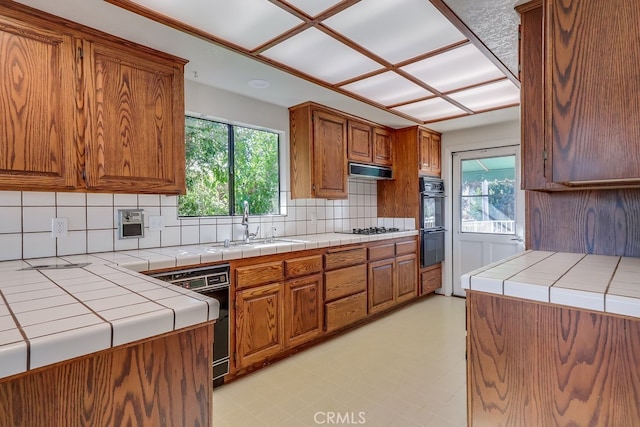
(179, 116, 280, 217)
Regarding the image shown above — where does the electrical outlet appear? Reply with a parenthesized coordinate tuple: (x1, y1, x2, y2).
(51, 217, 68, 238)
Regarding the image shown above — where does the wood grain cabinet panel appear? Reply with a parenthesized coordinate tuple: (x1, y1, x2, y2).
(82, 40, 185, 193)
(467, 291, 640, 426)
(419, 129, 432, 175)
(284, 255, 322, 278)
(0, 3, 187, 194)
(235, 283, 284, 367)
(324, 291, 367, 333)
(519, 0, 640, 188)
(395, 240, 417, 256)
(420, 263, 441, 295)
(368, 243, 395, 262)
(324, 264, 367, 301)
(396, 253, 417, 303)
(429, 133, 441, 176)
(289, 103, 348, 199)
(373, 127, 393, 167)
(347, 120, 373, 163)
(368, 258, 395, 314)
(284, 274, 323, 348)
(0, 14, 76, 191)
(325, 247, 367, 270)
(235, 261, 284, 289)
(0, 324, 213, 426)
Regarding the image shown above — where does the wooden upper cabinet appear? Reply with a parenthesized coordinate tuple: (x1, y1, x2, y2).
(373, 127, 393, 167)
(290, 103, 348, 199)
(82, 40, 185, 194)
(0, 2, 186, 194)
(0, 14, 76, 191)
(347, 120, 373, 163)
(418, 128, 441, 177)
(519, 0, 640, 188)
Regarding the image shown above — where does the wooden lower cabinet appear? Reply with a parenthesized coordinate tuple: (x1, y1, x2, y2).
(467, 291, 640, 426)
(368, 259, 396, 314)
(0, 323, 213, 426)
(284, 274, 323, 348)
(396, 253, 418, 303)
(420, 263, 441, 295)
(235, 283, 284, 367)
(324, 291, 367, 333)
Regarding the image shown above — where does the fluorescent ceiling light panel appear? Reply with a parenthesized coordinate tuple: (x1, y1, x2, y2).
(401, 44, 505, 92)
(286, 0, 344, 17)
(448, 80, 520, 112)
(341, 72, 433, 106)
(324, 0, 466, 64)
(127, 0, 303, 50)
(393, 98, 466, 122)
(262, 27, 382, 84)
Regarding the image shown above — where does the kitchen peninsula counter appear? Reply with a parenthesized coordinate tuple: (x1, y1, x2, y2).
(464, 250, 640, 426)
(0, 230, 417, 380)
(462, 250, 640, 318)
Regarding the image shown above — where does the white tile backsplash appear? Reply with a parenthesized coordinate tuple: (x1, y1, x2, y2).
(0, 183, 414, 260)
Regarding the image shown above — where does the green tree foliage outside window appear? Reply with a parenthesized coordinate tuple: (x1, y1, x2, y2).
(179, 116, 280, 217)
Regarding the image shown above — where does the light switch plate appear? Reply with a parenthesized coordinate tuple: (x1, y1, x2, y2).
(149, 215, 165, 231)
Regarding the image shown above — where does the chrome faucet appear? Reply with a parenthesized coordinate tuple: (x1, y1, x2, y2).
(241, 201, 259, 243)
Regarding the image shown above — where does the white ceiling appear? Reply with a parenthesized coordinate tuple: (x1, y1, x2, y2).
(14, 0, 521, 132)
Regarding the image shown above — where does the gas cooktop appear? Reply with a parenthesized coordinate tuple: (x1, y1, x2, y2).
(337, 227, 401, 235)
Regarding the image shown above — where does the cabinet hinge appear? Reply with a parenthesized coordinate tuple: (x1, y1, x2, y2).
(78, 47, 84, 59)
(233, 352, 236, 362)
(542, 150, 548, 160)
(81, 168, 86, 180)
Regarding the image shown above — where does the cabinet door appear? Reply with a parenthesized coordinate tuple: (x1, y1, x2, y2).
(83, 41, 185, 194)
(421, 263, 441, 295)
(549, 0, 640, 183)
(419, 129, 432, 174)
(347, 120, 373, 163)
(284, 274, 323, 348)
(429, 133, 441, 177)
(235, 283, 284, 368)
(396, 254, 418, 303)
(373, 127, 393, 167)
(0, 16, 76, 190)
(313, 109, 347, 199)
(324, 291, 367, 333)
(368, 258, 395, 314)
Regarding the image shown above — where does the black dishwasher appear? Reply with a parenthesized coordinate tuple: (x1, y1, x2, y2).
(150, 264, 229, 387)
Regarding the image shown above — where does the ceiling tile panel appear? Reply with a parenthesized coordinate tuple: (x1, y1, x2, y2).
(392, 98, 466, 122)
(323, 0, 467, 64)
(341, 72, 433, 106)
(285, 0, 344, 17)
(127, 0, 303, 50)
(261, 27, 383, 84)
(448, 80, 520, 112)
(401, 44, 506, 92)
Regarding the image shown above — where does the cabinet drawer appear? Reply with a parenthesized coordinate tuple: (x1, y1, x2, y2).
(325, 247, 366, 270)
(396, 240, 417, 256)
(324, 264, 367, 301)
(324, 291, 367, 333)
(235, 261, 284, 289)
(285, 255, 323, 278)
(421, 264, 441, 295)
(368, 243, 395, 261)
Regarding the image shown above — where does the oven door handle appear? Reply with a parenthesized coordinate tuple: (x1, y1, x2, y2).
(421, 193, 446, 198)
(423, 229, 446, 233)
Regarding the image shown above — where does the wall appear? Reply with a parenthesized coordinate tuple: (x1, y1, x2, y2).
(0, 82, 411, 261)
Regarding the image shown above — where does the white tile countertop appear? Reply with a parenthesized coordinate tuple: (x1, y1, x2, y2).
(461, 250, 640, 319)
(0, 230, 417, 380)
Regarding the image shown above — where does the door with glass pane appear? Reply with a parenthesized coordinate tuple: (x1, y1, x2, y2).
(452, 146, 525, 296)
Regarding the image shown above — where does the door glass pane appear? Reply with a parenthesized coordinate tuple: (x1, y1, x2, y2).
(460, 155, 516, 234)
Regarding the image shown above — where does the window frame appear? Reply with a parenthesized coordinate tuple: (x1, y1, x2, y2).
(180, 114, 281, 218)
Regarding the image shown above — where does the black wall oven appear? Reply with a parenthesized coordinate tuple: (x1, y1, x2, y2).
(420, 177, 445, 267)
